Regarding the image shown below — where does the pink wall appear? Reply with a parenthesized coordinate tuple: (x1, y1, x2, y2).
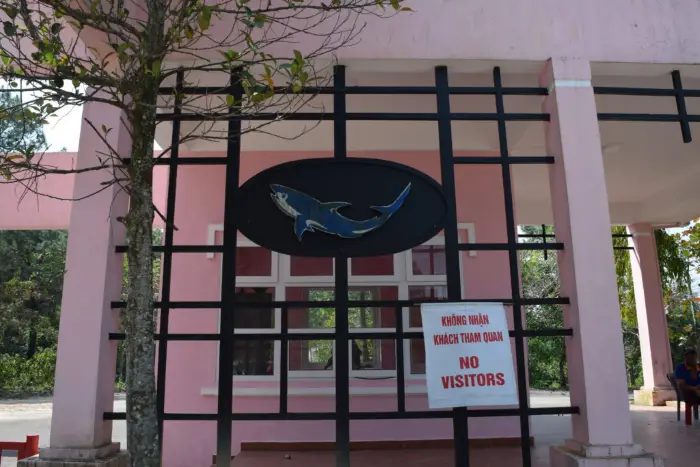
(0, 151, 170, 230)
(161, 151, 520, 467)
(0, 152, 76, 230)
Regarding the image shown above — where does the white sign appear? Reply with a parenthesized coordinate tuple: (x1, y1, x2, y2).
(421, 302, 518, 409)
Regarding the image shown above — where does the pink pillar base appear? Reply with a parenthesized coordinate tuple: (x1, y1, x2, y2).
(550, 440, 664, 467)
(633, 387, 676, 407)
(19, 451, 129, 467)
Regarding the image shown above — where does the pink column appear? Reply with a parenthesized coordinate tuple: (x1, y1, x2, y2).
(540, 58, 662, 467)
(28, 98, 131, 466)
(628, 224, 675, 406)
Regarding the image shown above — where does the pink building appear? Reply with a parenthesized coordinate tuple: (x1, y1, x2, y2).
(6, 2, 700, 467)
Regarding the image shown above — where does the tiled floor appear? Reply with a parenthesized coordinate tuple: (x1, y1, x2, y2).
(231, 405, 700, 467)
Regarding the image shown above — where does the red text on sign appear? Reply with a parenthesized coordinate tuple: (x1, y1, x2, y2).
(459, 356, 480, 369)
(441, 373, 506, 389)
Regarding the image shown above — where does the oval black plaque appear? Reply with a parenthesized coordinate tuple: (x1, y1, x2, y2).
(236, 158, 448, 257)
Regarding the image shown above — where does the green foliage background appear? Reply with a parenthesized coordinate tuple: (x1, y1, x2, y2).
(1, 224, 698, 393)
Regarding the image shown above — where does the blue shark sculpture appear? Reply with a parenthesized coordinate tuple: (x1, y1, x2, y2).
(270, 183, 412, 240)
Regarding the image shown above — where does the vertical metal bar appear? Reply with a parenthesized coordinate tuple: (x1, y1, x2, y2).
(333, 64, 351, 467)
(541, 224, 548, 261)
(280, 306, 289, 415)
(216, 70, 243, 467)
(671, 70, 692, 143)
(156, 68, 184, 448)
(435, 65, 470, 467)
(395, 305, 406, 413)
(493, 66, 532, 467)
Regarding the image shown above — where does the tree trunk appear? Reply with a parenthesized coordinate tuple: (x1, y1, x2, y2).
(124, 99, 160, 467)
(122, 2, 167, 466)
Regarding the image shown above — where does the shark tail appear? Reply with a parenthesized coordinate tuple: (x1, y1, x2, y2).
(371, 183, 411, 217)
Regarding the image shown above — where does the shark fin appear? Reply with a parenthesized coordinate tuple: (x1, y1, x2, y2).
(371, 183, 412, 216)
(294, 217, 312, 240)
(322, 201, 351, 212)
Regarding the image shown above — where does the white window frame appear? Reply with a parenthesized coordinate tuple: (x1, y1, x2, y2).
(209, 222, 475, 385)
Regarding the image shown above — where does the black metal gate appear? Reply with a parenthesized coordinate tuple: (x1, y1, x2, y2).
(108, 65, 580, 467)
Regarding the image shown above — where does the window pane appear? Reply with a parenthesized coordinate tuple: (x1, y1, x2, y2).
(233, 340, 273, 375)
(411, 245, 446, 276)
(350, 255, 394, 276)
(287, 287, 335, 329)
(353, 339, 396, 370)
(409, 339, 425, 374)
(289, 340, 333, 371)
(236, 247, 272, 276)
(408, 285, 447, 327)
(234, 287, 275, 329)
(290, 256, 333, 276)
(349, 286, 397, 329)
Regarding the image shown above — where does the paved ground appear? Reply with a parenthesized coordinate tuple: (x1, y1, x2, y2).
(0, 390, 637, 467)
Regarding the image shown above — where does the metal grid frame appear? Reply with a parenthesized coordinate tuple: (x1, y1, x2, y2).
(106, 65, 579, 467)
(519, 226, 633, 261)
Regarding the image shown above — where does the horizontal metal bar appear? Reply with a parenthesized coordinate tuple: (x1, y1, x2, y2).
(158, 85, 548, 97)
(453, 156, 554, 165)
(458, 243, 564, 251)
(130, 156, 555, 167)
(110, 297, 570, 309)
(104, 405, 578, 421)
(593, 87, 700, 99)
(597, 113, 700, 122)
(118, 241, 563, 254)
(155, 112, 550, 123)
(593, 87, 677, 97)
(450, 113, 549, 122)
(449, 86, 548, 96)
(108, 328, 573, 341)
(115, 245, 225, 253)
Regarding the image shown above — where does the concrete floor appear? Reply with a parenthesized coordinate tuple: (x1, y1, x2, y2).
(2, 392, 698, 467)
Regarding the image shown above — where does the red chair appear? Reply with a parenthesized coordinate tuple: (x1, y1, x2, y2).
(0, 435, 39, 463)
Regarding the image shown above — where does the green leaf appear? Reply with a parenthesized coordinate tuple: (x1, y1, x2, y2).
(3, 21, 16, 36)
(152, 60, 161, 78)
(51, 23, 61, 35)
(184, 25, 194, 40)
(198, 5, 213, 31)
(226, 94, 235, 108)
(293, 49, 304, 65)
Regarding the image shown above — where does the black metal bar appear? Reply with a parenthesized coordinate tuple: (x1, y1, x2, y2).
(672, 70, 692, 143)
(280, 306, 289, 415)
(541, 224, 549, 261)
(117, 240, 566, 254)
(108, 328, 574, 342)
(593, 87, 677, 97)
(133, 155, 555, 167)
(458, 243, 564, 251)
(105, 405, 579, 421)
(395, 305, 406, 413)
(493, 66, 532, 467)
(116, 242, 565, 254)
(596, 113, 685, 122)
(110, 297, 571, 310)
(454, 156, 554, 165)
(155, 68, 184, 447)
(216, 70, 243, 467)
(435, 65, 470, 467)
(158, 84, 548, 97)
(155, 111, 550, 123)
(333, 65, 351, 467)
